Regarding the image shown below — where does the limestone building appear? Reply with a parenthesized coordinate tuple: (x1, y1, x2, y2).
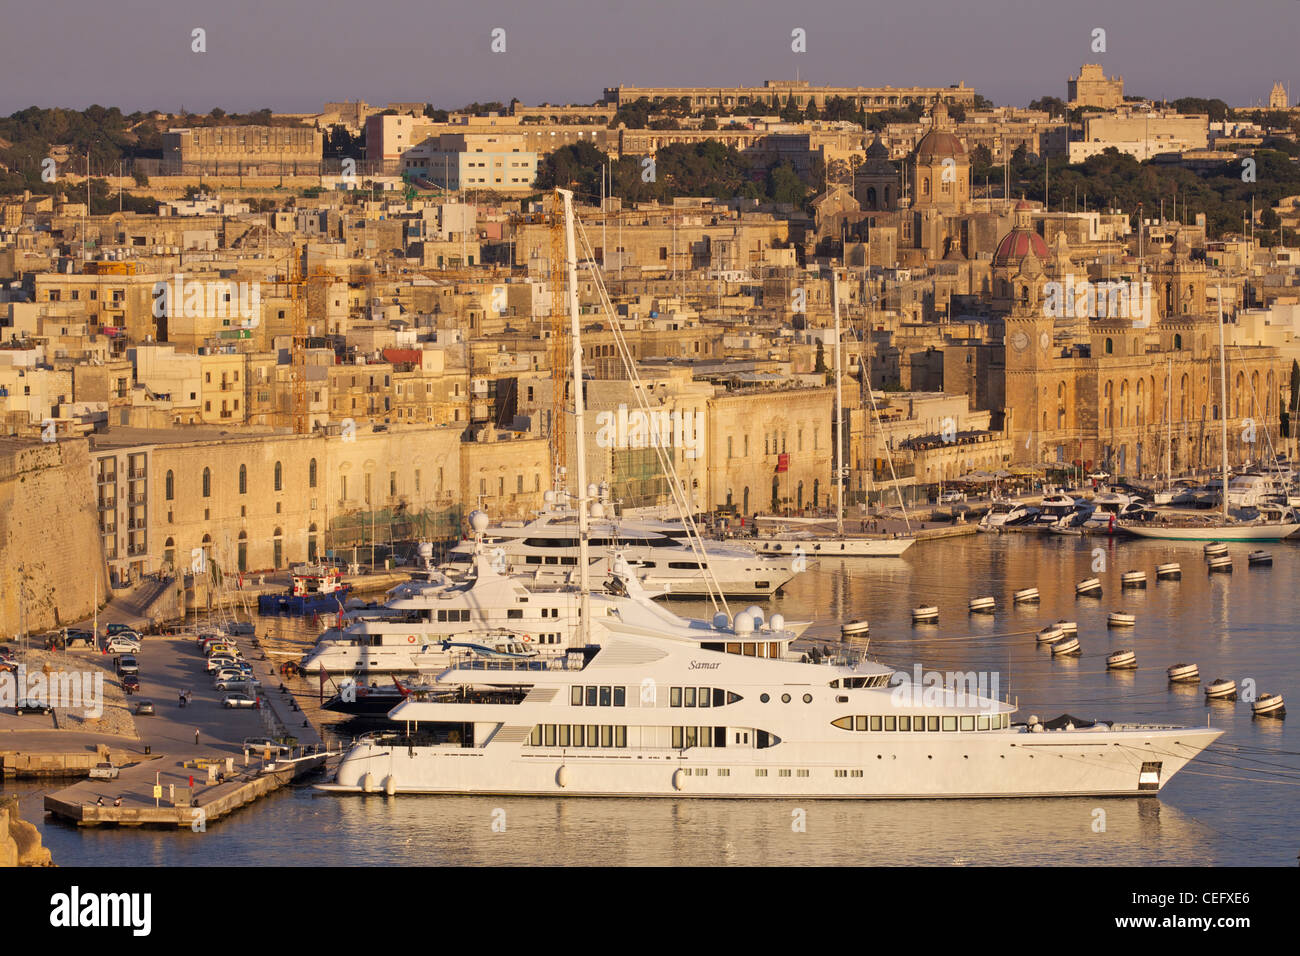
(1068, 64, 1124, 110)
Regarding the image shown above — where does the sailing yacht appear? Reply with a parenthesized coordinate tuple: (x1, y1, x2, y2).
(320, 189, 1222, 801)
(1121, 291, 1300, 541)
(751, 272, 916, 559)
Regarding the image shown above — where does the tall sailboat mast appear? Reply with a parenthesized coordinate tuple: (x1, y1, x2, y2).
(1216, 286, 1229, 522)
(832, 271, 844, 537)
(559, 189, 591, 641)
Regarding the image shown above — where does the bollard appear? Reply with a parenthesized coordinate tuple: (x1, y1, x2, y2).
(144, 744, 151, 755)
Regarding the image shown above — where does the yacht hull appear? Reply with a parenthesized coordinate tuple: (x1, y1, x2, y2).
(324, 726, 1221, 799)
(753, 537, 915, 558)
(1119, 523, 1300, 542)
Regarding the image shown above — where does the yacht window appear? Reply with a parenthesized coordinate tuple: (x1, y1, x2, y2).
(698, 687, 710, 708)
(684, 687, 697, 707)
(544, 724, 556, 747)
(507, 609, 523, 619)
(599, 686, 612, 706)
(898, 716, 911, 731)
(672, 726, 684, 748)
(942, 717, 956, 732)
(884, 716, 896, 731)
(870, 716, 882, 731)
(743, 643, 756, 656)
(726, 643, 741, 655)
(600, 725, 613, 747)
(760, 693, 770, 703)
(613, 686, 626, 707)
(914, 718, 927, 732)
(780, 693, 791, 703)
(977, 715, 990, 731)
(558, 724, 571, 746)
(803, 694, 813, 704)
(855, 715, 868, 730)
(928, 717, 941, 732)
(587, 724, 598, 745)
(960, 716, 975, 731)
(757, 643, 768, 658)
(755, 769, 767, 777)
(831, 716, 853, 730)
(670, 687, 683, 707)
(571, 686, 583, 706)
(615, 726, 627, 747)
(530, 725, 542, 746)
(585, 686, 598, 707)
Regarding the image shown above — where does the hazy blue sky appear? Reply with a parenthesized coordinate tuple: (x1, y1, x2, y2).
(2, 0, 1297, 114)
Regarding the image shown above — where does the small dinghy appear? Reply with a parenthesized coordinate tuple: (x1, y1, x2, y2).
(1050, 636, 1081, 656)
(1204, 541, 1228, 557)
(1247, 550, 1272, 567)
(1121, 570, 1147, 588)
(1107, 649, 1138, 670)
(1013, 587, 1040, 603)
(1204, 678, 1238, 701)
(968, 596, 996, 613)
(1107, 612, 1136, 628)
(841, 619, 871, 638)
(1166, 662, 1200, 683)
(1076, 577, 1103, 596)
(1206, 554, 1233, 572)
(1252, 693, 1286, 718)
(1037, 625, 1065, 644)
(1155, 562, 1182, 580)
(912, 606, 939, 624)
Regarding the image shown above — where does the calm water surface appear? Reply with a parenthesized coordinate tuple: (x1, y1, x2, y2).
(8, 534, 1297, 865)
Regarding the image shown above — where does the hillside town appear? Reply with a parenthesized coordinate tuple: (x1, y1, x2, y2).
(3, 70, 1300, 635)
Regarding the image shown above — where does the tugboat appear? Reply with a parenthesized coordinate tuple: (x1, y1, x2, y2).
(258, 564, 351, 616)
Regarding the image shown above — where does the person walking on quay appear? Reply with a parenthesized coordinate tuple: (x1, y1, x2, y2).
(194, 728, 200, 746)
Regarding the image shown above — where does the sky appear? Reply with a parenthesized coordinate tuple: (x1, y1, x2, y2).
(1, 0, 1297, 115)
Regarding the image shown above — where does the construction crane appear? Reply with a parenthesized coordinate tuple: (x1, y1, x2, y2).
(549, 189, 568, 478)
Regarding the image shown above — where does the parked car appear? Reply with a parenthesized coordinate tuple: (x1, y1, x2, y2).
(14, 698, 52, 715)
(105, 624, 135, 636)
(0, 655, 17, 673)
(105, 637, 141, 654)
(134, 699, 155, 715)
(122, 674, 141, 694)
(242, 737, 292, 756)
(115, 655, 139, 676)
(938, 491, 966, 504)
(88, 762, 119, 780)
(213, 665, 253, 681)
(206, 656, 239, 673)
(215, 675, 260, 692)
(205, 643, 238, 659)
(222, 693, 258, 709)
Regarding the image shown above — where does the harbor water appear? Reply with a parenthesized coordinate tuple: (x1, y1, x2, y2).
(7, 533, 1297, 866)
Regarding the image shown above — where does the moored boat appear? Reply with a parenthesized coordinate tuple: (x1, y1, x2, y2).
(1107, 649, 1137, 670)
(1167, 663, 1200, 683)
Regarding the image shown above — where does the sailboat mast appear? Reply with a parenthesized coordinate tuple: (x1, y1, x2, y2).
(832, 271, 844, 537)
(1216, 286, 1229, 521)
(1165, 354, 1172, 491)
(559, 189, 591, 640)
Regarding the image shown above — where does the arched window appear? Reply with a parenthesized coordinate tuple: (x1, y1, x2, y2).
(308, 523, 319, 562)
(163, 537, 175, 570)
(202, 467, 211, 497)
(238, 464, 247, 495)
(1173, 333, 1182, 350)
(165, 470, 175, 501)
(308, 458, 318, 488)
(274, 461, 283, 492)
(1104, 338, 1113, 355)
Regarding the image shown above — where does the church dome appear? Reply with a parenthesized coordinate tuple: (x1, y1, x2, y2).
(914, 129, 966, 162)
(993, 227, 1049, 267)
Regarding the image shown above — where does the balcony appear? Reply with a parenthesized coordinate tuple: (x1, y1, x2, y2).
(127, 468, 145, 480)
(127, 494, 147, 506)
(97, 473, 117, 485)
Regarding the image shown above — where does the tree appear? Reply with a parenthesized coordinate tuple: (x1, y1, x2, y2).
(804, 100, 820, 122)
(702, 115, 718, 131)
(768, 162, 808, 207)
(1028, 96, 1067, 118)
(814, 341, 827, 373)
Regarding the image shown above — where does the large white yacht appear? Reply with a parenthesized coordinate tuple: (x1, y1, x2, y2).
(444, 494, 797, 598)
(320, 564, 1222, 799)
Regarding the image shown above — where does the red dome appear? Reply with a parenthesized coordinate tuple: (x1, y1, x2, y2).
(993, 228, 1049, 266)
(914, 130, 966, 161)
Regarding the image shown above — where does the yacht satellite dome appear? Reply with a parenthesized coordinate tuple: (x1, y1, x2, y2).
(768, 613, 785, 632)
(713, 612, 730, 630)
(468, 510, 490, 534)
(587, 483, 599, 498)
(744, 605, 765, 624)
(543, 490, 556, 505)
(733, 611, 756, 634)
(590, 502, 607, 519)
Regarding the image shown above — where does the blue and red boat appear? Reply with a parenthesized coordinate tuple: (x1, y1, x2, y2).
(258, 564, 351, 616)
